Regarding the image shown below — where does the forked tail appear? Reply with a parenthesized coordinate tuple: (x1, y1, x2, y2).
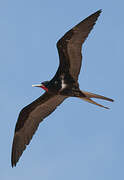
(80, 91, 114, 109)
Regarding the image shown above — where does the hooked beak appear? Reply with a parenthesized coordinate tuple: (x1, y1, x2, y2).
(32, 84, 48, 92)
(32, 84, 42, 87)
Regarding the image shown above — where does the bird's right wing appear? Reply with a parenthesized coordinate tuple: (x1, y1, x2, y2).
(56, 10, 101, 81)
(11, 92, 67, 167)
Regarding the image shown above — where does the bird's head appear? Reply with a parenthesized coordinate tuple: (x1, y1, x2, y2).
(32, 81, 49, 92)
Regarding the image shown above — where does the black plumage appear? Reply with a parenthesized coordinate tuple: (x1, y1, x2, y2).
(11, 10, 114, 167)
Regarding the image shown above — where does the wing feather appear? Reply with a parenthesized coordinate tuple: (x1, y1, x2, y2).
(11, 92, 66, 167)
(56, 10, 101, 80)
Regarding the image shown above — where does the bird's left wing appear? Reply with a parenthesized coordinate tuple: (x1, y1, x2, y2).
(56, 10, 101, 81)
(11, 92, 66, 167)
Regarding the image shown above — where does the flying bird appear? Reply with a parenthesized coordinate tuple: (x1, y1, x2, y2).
(11, 10, 114, 167)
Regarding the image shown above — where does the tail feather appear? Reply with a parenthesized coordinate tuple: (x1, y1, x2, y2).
(79, 91, 114, 109)
(80, 97, 109, 109)
(82, 91, 114, 102)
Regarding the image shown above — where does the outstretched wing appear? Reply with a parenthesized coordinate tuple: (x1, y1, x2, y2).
(56, 10, 101, 81)
(11, 92, 66, 167)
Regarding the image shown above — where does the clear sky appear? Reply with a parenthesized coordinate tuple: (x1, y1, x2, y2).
(0, 0, 123, 179)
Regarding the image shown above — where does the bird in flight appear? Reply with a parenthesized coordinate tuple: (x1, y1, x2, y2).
(11, 10, 114, 167)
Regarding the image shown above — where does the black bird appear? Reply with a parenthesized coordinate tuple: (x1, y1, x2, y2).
(11, 10, 114, 167)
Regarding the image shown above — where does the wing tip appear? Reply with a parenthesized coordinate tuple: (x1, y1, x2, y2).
(11, 161, 16, 168)
(98, 9, 102, 13)
(90, 9, 102, 20)
(11, 156, 17, 168)
(11, 146, 18, 168)
(95, 9, 102, 15)
(11, 133, 24, 168)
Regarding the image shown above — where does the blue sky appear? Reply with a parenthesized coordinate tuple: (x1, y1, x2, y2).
(0, 0, 123, 179)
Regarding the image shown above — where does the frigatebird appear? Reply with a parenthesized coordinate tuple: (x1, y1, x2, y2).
(11, 10, 114, 167)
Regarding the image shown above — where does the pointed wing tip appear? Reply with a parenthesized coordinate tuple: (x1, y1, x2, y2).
(11, 156, 17, 168)
(98, 9, 102, 13)
(94, 9, 102, 19)
(91, 9, 102, 19)
(11, 151, 18, 168)
(95, 9, 102, 15)
(11, 162, 16, 168)
(11, 133, 24, 168)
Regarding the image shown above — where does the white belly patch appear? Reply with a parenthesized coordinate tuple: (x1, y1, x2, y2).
(61, 76, 67, 89)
